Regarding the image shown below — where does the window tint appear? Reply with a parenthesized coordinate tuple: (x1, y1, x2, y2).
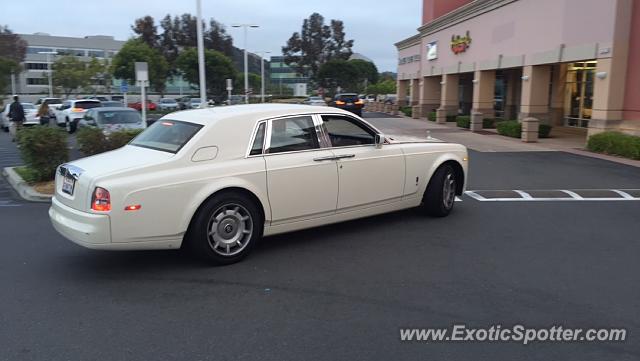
(335, 94, 359, 102)
(97, 110, 142, 125)
(74, 101, 102, 109)
(268, 116, 319, 154)
(130, 120, 202, 153)
(322, 115, 374, 147)
(250, 123, 265, 156)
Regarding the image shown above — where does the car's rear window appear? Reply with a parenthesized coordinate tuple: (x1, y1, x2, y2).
(98, 111, 141, 125)
(161, 99, 176, 103)
(22, 103, 36, 109)
(44, 98, 62, 105)
(130, 120, 202, 153)
(75, 101, 102, 109)
(336, 94, 359, 102)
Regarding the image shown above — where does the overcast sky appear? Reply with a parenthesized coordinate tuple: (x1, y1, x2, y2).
(1, 0, 421, 72)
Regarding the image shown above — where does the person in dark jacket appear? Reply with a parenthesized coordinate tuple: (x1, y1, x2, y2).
(8, 95, 25, 142)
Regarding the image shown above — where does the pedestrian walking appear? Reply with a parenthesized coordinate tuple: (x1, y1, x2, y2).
(8, 95, 25, 142)
(37, 102, 50, 126)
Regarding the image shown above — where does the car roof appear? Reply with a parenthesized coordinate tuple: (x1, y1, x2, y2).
(164, 104, 362, 127)
(91, 107, 136, 112)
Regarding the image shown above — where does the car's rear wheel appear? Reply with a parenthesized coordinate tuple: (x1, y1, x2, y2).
(2, 126, 8, 133)
(187, 192, 263, 265)
(422, 164, 457, 217)
(65, 118, 76, 134)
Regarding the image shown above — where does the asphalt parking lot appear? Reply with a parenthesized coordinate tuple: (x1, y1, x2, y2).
(1, 116, 639, 361)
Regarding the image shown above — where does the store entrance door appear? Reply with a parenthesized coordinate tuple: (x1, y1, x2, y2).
(564, 61, 596, 127)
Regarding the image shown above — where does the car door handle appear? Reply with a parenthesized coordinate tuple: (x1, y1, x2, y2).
(334, 154, 355, 160)
(313, 155, 338, 162)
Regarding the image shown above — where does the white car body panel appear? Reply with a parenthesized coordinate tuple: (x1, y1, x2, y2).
(2, 103, 39, 127)
(49, 104, 468, 250)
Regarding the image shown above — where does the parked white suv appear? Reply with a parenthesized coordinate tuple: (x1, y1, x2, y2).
(55, 99, 102, 133)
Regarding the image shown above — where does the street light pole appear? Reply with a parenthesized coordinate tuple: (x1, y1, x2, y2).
(256, 51, 271, 103)
(196, 0, 207, 106)
(232, 24, 259, 104)
(38, 51, 58, 97)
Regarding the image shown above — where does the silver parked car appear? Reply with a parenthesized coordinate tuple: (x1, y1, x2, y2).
(303, 96, 327, 106)
(80, 107, 146, 135)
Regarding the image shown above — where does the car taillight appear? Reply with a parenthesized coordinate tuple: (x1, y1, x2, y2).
(335, 100, 345, 105)
(355, 100, 364, 105)
(71, 107, 84, 112)
(91, 187, 111, 211)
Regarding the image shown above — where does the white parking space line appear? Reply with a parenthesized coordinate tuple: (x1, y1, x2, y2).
(463, 189, 640, 202)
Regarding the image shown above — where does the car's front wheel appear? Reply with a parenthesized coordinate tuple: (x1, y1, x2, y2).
(65, 118, 77, 134)
(187, 192, 263, 265)
(422, 164, 457, 217)
(2, 126, 8, 133)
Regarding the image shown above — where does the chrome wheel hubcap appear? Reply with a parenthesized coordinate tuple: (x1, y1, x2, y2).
(443, 172, 456, 209)
(207, 203, 253, 256)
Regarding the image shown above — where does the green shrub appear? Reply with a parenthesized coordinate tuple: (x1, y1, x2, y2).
(482, 118, 503, 129)
(456, 116, 470, 129)
(400, 106, 412, 117)
(77, 128, 144, 157)
(539, 124, 552, 138)
(496, 120, 554, 139)
(446, 115, 457, 122)
(16, 126, 68, 181)
(14, 166, 40, 183)
(76, 127, 108, 156)
(587, 131, 640, 160)
(428, 111, 436, 122)
(496, 120, 521, 138)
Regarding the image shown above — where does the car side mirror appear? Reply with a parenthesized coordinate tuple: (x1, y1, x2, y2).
(375, 133, 385, 147)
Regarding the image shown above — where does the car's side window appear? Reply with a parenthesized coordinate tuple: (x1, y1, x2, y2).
(60, 102, 70, 110)
(249, 122, 266, 156)
(267, 116, 319, 154)
(321, 115, 375, 147)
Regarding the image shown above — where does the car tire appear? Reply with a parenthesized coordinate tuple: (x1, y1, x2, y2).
(187, 192, 263, 265)
(422, 164, 457, 217)
(66, 118, 76, 134)
(2, 126, 8, 133)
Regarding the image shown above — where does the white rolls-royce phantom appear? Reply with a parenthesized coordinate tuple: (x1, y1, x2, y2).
(49, 104, 468, 265)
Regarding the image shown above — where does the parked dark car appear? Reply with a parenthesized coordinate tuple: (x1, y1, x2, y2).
(330, 93, 365, 116)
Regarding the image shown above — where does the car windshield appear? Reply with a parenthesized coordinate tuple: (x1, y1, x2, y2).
(97, 110, 142, 125)
(75, 101, 102, 109)
(310, 97, 322, 101)
(130, 120, 202, 153)
(22, 103, 36, 109)
(161, 99, 177, 103)
(191, 98, 201, 103)
(44, 98, 62, 105)
(337, 94, 359, 102)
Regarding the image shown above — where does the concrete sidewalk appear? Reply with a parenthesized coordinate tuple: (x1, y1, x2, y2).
(364, 114, 640, 168)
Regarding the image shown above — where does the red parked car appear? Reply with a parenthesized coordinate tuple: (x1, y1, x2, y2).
(128, 101, 157, 111)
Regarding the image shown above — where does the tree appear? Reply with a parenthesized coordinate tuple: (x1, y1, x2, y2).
(159, 15, 180, 77)
(0, 25, 27, 95)
(367, 79, 396, 95)
(52, 56, 90, 96)
(86, 57, 112, 95)
(0, 25, 27, 64)
(205, 19, 234, 57)
(111, 39, 169, 95)
(317, 59, 359, 92)
(132, 16, 159, 49)
(349, 59, 378, 87)
(233, 73, 261, 94)
(176, 48, 236, 96)
(282, 13, 354, 81)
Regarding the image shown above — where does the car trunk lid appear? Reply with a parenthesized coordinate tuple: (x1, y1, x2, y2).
(54, 145, 173, 212)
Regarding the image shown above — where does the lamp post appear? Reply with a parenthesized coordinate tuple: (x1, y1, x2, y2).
(38, 51, 58, 97)
(232, 24, 259, 104)
(255, 51, 271, 103)
(196, 0, 206, 105)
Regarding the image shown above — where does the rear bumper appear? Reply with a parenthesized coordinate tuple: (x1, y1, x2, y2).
(49, 196, 112, 248)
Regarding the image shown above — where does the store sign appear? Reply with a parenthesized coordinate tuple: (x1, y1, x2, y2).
(426, 41, 438, 61)
(451, 31, 471, 54)
(398, 54, 421, 65)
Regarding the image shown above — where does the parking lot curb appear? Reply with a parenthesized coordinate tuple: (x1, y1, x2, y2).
(1, 167, 52, 203)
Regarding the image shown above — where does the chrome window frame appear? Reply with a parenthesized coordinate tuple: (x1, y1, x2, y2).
(319, 113, 378, 150)
(245, 120, 267, 158)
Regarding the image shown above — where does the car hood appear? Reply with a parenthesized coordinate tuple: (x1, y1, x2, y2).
(385, 132, 444, 143)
